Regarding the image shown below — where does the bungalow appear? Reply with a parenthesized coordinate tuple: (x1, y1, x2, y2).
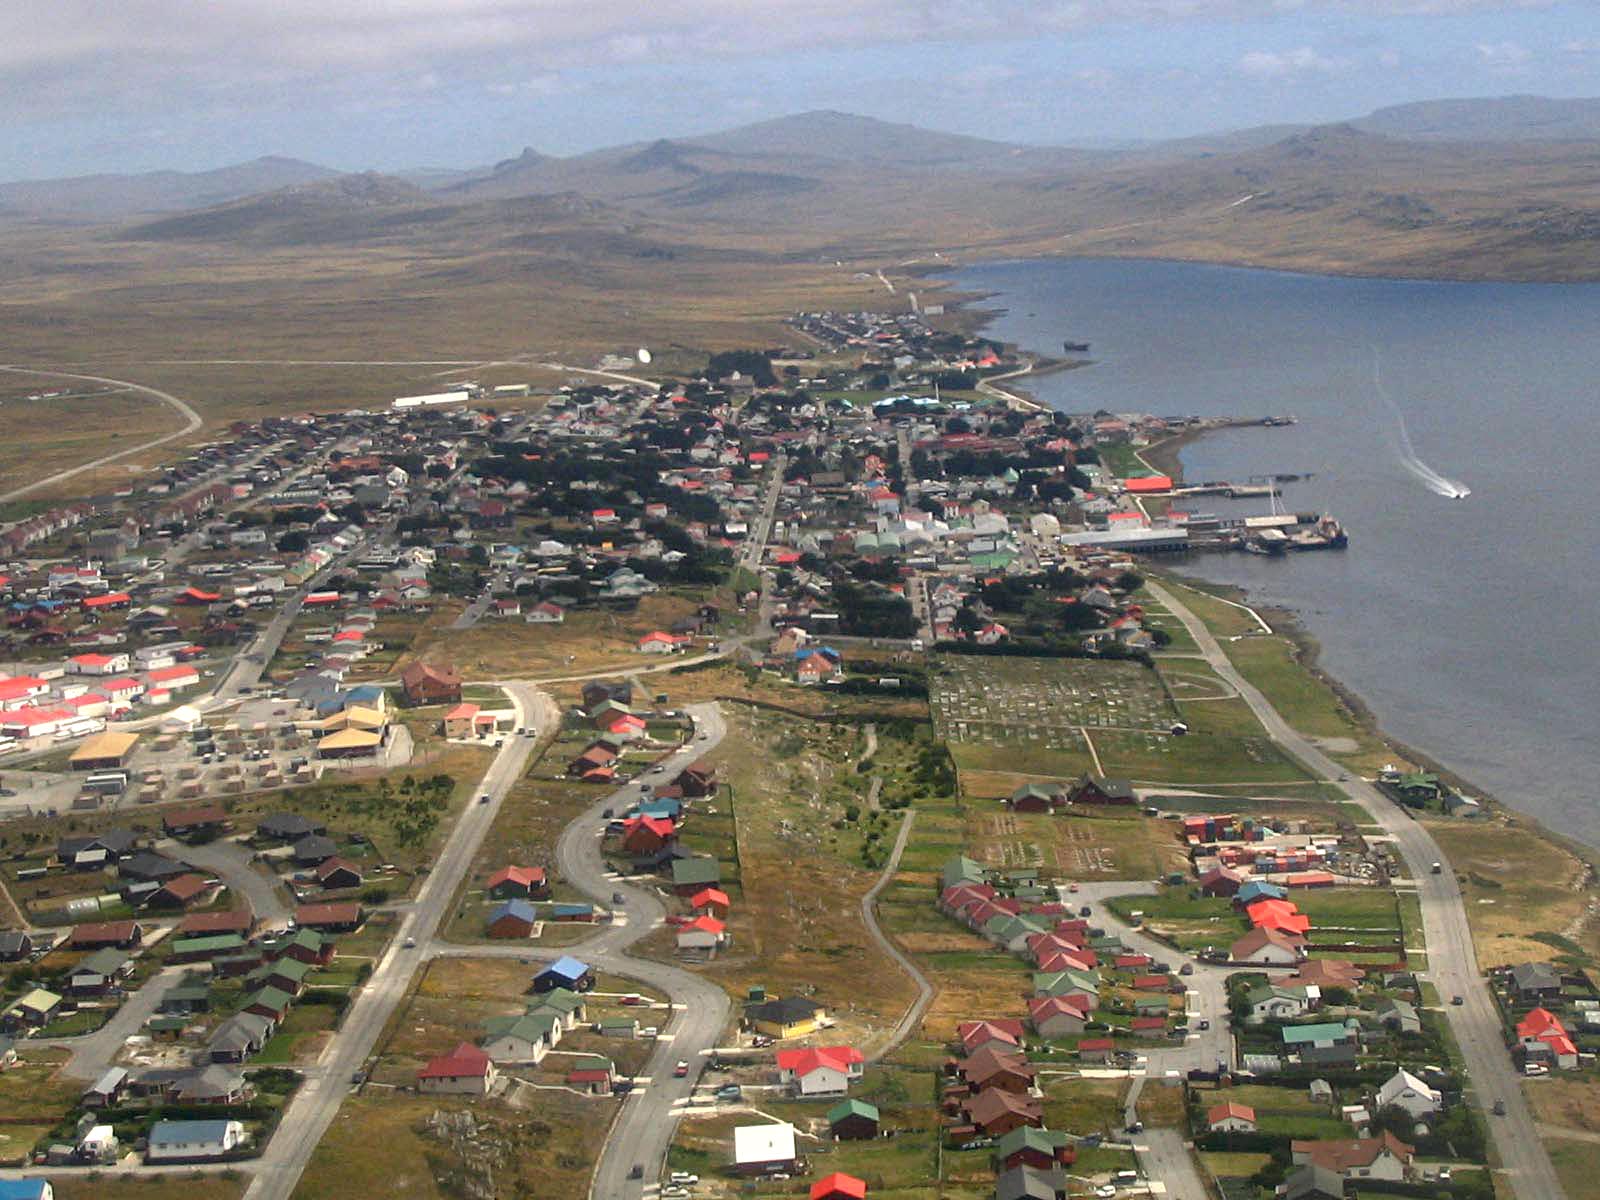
(1509, 962, 1563, 1003)
(145, 1119, 245, 1164)
(994, 1165, 1067, 1200)
(1282, 1022, 1357, 1052)
(1375, 998, 1421, 1036)
(294, 901, 364, 933)
(151, 873, 212, 909)
(1206, 1101, 1258, 1133)
(1290, 1131, 1413, 1182)
(68, 920, 143, 949)
(442, 702, 483, 739)
(1027, 995, 1088, 1039)
(1245, 984, 1314, 1024)
(400, 660, 462, 706)
(746, 995, 828, 1039)
(480, 1012, 561, 1064)
(525, 601, 566, 624)
(677, 915, 726, 954)
(487, 865, 549, 900)
(268, 928, 334, 967)
(1075, 1038, 1115, 1063)
(69, 947, 133, 996)
(207, 1012, 274, 1063)
(257, 812, 326, 843)
(733, 1123, 798, 1176)
(795, 649, 843, 685)
(958, 1018, 1025, 1056)
(533, 956, 595, 993)
(1375, 1069, 1441, 1120)
(994, 1127, 1076, 1173)
(1518, 1007, 1579, 1069)
(671, 856, 722, 895)
(1007, 783, 1065, 814)
(487, 899, 539, 939)
(828, 1098, 880, 1140)
(417, 1043, 498, 1096)
(243, 986, 294, 1023)
(690, 886, 731, 918)
(961, 1046, 1036, 1093)
(1230, 927, 1305, 966)
(566, 1056, 615, 1094)
(777, 1045, 865, 1096)
(637, 631, 690, 654)
(314, 857, 364, 890)
(1282, 1165, 1345, 1200)
(5, 988, 64, 1029)
(162, 803, 227, 840)
(622, 815, 677, 857)
(1066, 774, 1137, 807)
(963, 1087, 1043, 1137)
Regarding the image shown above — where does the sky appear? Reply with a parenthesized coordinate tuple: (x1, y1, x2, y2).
(3, 0, 1599, 180)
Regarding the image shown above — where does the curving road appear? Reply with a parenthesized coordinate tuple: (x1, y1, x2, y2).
(0, 366, 203, 504)
(858, 810, 935, 1062)
(1147, 579, 1562, 1200)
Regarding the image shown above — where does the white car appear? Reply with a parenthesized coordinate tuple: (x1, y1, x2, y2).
(1095, 1188, 1117, 1199)
(669, 1173, 698, 1185)
(661, 1189, 690, 1199)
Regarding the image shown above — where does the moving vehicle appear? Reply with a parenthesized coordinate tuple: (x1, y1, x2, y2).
(674, 1060, 689, 1077)
(628, 1164, 642, 1178)
(403, 936, 417, 949)
(1452, 995, 1464, 1006)
(1492, 1099, 1507, 1115)
(1125, 1120, 1143, 1134)
(1198, 1019, 1211, 1031)
(613, 891, 626, 905)
(1179, 963, 1194, 976)
(1431, 861, 1443, 874)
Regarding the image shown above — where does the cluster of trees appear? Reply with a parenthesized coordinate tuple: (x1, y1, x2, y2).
(834, 580, 916, 639)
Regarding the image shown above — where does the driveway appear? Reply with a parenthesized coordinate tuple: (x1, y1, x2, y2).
(1147, 579, 1563, 1200)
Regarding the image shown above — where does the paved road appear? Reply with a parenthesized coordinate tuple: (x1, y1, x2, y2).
(241, 684, 550, 1200)
(547, 702, 732, 1200)
(859, 810, 935, 1062)
(1147, 579, 1563, 1200)
(175, 838, 290, 925)
(736, 454, 787, 574)
(0, 367, 203, 504)
(45, 964, 185, 1080)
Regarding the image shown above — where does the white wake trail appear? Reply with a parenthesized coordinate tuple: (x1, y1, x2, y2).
(1370, 348, 1471, 499)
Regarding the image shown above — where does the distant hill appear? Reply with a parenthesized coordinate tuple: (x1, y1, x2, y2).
(0, 155, 339, 221)
(1353, 95, 1600, 142)
(119, 173, 440, 245)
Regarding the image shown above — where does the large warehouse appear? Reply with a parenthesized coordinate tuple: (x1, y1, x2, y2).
(69, 731, 140, 772)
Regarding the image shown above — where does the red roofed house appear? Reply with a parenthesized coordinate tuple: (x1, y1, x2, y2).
(487, 866, 549, 900)
(810, 1174, 868, 1200)
(961, 1087, 1043, 1136)
(1124, 475, 1174, 494)
(417, 1043, 498, 1095)
(177, 587, 222, 605)
(82, 591, 131, 610)
(1028, 995, 1088, 1039)
(676, 914, 726, 953)
(1518, 1007, 1579, 1069)
(622, 815, 677, 857)
(146, 664, 200, 691)
(1207, 1101, 1258, 1133)
(690, 887, 730, 918)
(400, 660, 462, 706)
(1231, 926, 1306, 965)
(1075, 1037, 1115, 1063)
(777, 1046, 865, 1096)
(1290, 1132, 1413, 1182)
(795, 650, 843, 685)
(151, 873, 212, 909)
(637, 631, 690, 654)
(566, 1057, 615, 1094)
(1246, 899, 1312, 935)
(69, 652, 129, 676)
(958, 1019, 1024, 1056)
(95, 676, 145, 704)
(295, 902, 364, 933)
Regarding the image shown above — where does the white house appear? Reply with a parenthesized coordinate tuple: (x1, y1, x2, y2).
(145, 1119, 245, 1163)
(1375, 1069, 1441, 1121)
(733, 1123, 798, 1175)
(776, 1046, 864, 1097)
(417, 1043, 498, 1095)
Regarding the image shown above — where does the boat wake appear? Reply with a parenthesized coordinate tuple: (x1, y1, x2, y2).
(1370, 348, 1471, 499)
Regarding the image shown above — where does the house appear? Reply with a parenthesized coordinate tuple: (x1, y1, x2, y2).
(1027, 995, 1088, 1039)
(207, 1013, 275, 1063)
(243, 986, 294, 1023)
(827, 1098, 880, 1140)
(677, 914, 726, 954)
(733, 1123, 799, 1175)
(417, 1043, 498, 1095)
(795, 649, 843, 685)
(151, 873, 212, 909)
(0, 1182, 51, 1200)
(294, 901, 364, 932)
(637, 631, 690, 654)
(120, 851, 190, 883)
(57, 828, 138, 868)
(1375, 1069, 1441, 1120)
(1282, 1164, 1346, 1200)
(0, 931, 34, 961)
(566, 1056, 615, 1094)
(484, 898, 538, 939)
(963, 1087, 1044, 1136)
(746, 995, 827, 1039)
(1290, 1131, 1413, 1181)
(531, 988, 588, 1031)
(533, 956, 595, 993)
(622, 815, 677, 857)
(959, 1018, 1025, 1056)
(1509, 961, 1563, 1003)
(994, 1164, 1067, 1200)
(1282, 1022, 1357, 1052)
(1375, 998, 1421, 1035)
(1230, 927, 1305, 965)
(257, 812, 326, 843)
(690, 886, 731, 918)
(776, 1045, 864, 1096)
(4, 988, 63, 1029)
(1517, 1006, 1579, 1069)
(1245, 984, 1314, 1024)
(1066, 774, 1137, 806)
(480, 1012, 561, 1064)
(1075, 1038, 1115, 1063)
(269, 927, 334, 967)
(1007, 783, 1065, 814)
(145, 1119, 245, 1163)
(67, 920, 142, 949)
(960, 1046, 1036, 1094)
(314, 857, 363, 890)
(672, 856, 722, 895)
(487, 865, 549, 899)
(525, 601, 566, 624)
(1206, 1101, 1258, 1133)
(810, 1173, 868, 1200)
(400, 660, 462, 705)
(442, 702, 483, 738)
(162, 803, 227, 840)
(82, 1066, 130, 1109)
(994, 1127, 1075, 1172)
(69, 948, 132, 995)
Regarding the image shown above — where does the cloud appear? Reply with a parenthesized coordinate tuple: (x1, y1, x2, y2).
(0, 0, 1564, 112)
(1563, 38, 1600, 54)
(1475, 39, 1533, 69)
(1238, 46, 1345, 77)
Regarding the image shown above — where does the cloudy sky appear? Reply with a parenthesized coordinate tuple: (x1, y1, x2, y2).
(3, 0, 1598, 179)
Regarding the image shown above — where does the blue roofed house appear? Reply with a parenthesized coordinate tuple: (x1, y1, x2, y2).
(0, 1181, 52, 1200)
(1235, 881, 1289, 907)
(145, 1118, 246, 1163)
(487, 899, 539, 939)
(533, 956, 595, 993)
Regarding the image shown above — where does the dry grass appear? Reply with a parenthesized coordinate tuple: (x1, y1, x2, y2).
(1523, 1077, 1600, 1135)
(0, 385, 185, 497)
(964, 807, 1185, 881)
(1424, 815, 1598, 967)
(55, 1179, 249, 1200)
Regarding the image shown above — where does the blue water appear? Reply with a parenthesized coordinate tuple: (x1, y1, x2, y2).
(955, 258, 1600, 847)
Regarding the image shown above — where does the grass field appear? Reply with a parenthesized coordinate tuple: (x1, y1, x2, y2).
(1424, 816, 1599, 968)
(55, 1179, 249, 1200)
(964, 806, 1185, 881)
(0, 385, 186, 498)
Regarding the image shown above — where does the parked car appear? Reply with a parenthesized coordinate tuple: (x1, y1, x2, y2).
(1179, 963, 1194, 976)
(613, 1080, 635, 1096)
(620, 994, 646, 1006)
(669, 1173, 699, 1186)
(715, 1084, 742, 1101)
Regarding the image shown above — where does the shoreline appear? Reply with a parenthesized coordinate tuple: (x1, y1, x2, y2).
(953, 272, 1600, 862)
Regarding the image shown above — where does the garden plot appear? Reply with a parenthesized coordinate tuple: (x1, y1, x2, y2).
(930, 656, 1180, 748)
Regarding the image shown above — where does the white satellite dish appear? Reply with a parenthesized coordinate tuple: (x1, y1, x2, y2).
(637, 347, 653, 364)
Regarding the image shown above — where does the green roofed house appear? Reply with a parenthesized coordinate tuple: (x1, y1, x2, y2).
(170, 933, 248, 963)
(159, 983, 213, 1015)
(942, 855, 987, 891)
(671, 857, 722, 895)
(528, 988, 587, 1031)
(481, 1011, 561, 1063)
(1281, 1022, 1356, 1048)
(1032, 970, 1099, 1001)
(245, 957, 313, 997)
(5, 987, 64, 1029)
(596, 1017, 640, 1038)
(828, 1098, 880, 1140)
(985, 914, 1047, 954)
(243, 986, 294, 1022)
(994, 1126, 1075, 1172)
